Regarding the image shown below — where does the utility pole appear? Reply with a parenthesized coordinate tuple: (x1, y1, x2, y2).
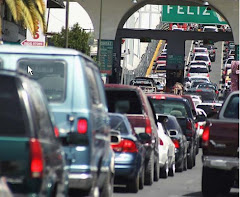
(65, 0, 70, 48)
(97, 0, 103, 63)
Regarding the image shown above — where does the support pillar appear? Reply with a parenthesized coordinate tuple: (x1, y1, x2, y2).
(166, 38, 185, 92)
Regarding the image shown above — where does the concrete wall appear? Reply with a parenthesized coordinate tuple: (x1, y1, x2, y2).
(74, 0, 239, 44)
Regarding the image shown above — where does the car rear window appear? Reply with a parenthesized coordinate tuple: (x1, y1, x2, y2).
(149, 99, 188, 118)
(194, 49, 206, 53)
(227, 59, 233, 64)
(109, 115, 128, 134)
(224, 94, 239, 119)
(189, 67, 208, 73)
(190, 62, 206, 66)
(106, 90, 143, 114)
(195, 56, 209, 61)
(18, 59, 67, 103)
(157, 57, 166, 61)
(204, 27, 217, 32)
(0, 76, 26, 136)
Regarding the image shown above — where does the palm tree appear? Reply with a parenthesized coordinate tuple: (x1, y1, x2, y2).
(2, 0, 46, 38)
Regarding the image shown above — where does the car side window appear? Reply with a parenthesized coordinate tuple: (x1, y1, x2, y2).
(25, 80, 55, 140)
(223, 94, 239, 119)
(85, 65, 101, 106)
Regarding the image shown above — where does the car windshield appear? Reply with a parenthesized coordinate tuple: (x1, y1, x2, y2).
(157, 66, 166, 70)
(197, 83, 215, 90)
(195, 56, 209, 61)
(189, 67, 208, 73)
(191, 81, 206, 88)
(0, 76, 26, 136)
(109, 115, 129, 134)
(204, 28, 217, 32)
(190, 62, 206, 66)
(149, 99, 188, 118)
(18, 59, 66, 103)
(157, 57, 166, 61)
(194, 49, 206, 53)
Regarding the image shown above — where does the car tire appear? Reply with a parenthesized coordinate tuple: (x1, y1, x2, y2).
(193, 150, 196, 167)
(183, 155, 187, 171)
(139, 165, 144, 190)
(127, 173, 139, 193)
(144, 153, 154, 185)
(187, 149, 194, 169)
(168, 162, 175, 177)
(154, 157, 160, 182)
(160, 161, 168, 178)
(176, 158, 183, 172)
(196, 140, 199, 155)
(100, 171, 113, 197)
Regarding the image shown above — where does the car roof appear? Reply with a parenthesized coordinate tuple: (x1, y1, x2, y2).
(190, 61, 207, 65)
(105, 83, 140, 91)
(194, 47, 207, 50)
(189, 65, 208, 68)
(194, 53, 209, 56)
(147, 93, 184, 100)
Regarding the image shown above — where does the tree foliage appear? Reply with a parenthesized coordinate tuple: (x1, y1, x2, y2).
(50, 23, 91, 55)
(5, 0, 46, 35)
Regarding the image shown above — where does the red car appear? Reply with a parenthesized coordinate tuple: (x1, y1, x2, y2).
(105, 84, 160, 185)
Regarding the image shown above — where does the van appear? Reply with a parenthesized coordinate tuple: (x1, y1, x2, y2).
(0, 45, 115, 197)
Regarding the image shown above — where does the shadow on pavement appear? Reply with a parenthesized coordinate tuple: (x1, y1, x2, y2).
(113, 186, 128, 193)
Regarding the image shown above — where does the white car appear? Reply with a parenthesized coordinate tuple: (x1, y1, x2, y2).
(192, 53, 211, 70)
(190, 95, 202, 107)
(157, 122, 175, 178)
(192, 47, 208, 55)
(187, 65, 209, 78)
(224, 57, 234, 69)
(189, 61, 208, 67)
(203, 26, 218, 32)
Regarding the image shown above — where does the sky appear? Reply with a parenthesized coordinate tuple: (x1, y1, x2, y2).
(47, 2, 93, 33)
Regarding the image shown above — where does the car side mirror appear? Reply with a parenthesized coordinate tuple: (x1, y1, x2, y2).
(157, 115, 168, 123)
(110, 130, 121, 144)
(169, 129, 178, 136)
(138, 133, 151, 143)
(214, 47, 217, 49)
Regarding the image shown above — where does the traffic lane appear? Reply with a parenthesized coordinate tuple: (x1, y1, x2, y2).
(113, 150, 239, 197)
(209, 41, 223, 86)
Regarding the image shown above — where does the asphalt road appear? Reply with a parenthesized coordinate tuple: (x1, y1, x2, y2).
(113, 150, 239, 197)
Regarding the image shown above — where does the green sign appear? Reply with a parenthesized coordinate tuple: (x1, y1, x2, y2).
(167, 55, 184, 70)
(162, 5, 227, 25)
(99, 40, 113, 75)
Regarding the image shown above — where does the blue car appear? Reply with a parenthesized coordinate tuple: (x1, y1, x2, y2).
(0, 45, 115, 197)
(109, 113, 146, 193)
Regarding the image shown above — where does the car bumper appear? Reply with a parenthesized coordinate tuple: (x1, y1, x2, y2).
(202, 156, 239, 171)
(68, 173, 92, 190)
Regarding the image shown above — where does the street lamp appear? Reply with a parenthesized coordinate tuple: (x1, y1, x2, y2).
(65, 0, 70, 48)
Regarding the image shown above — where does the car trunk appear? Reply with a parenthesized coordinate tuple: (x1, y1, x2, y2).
(205, 120, 239, 157)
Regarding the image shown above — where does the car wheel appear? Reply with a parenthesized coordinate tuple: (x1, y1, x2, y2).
(139, 165, 144, 190)
(183, 155, 187, 171)
(187, 149, 194, 169)
(160, 161, 168, 178)
(100, 171, 113, 197)
(154, 157, 160, 182)
(193, 150, 196, 167)
(127, 173, 139, 193)
(176, 158, 183, 172)
(168, 162, 175, 177)
(144, 153, 154, 185)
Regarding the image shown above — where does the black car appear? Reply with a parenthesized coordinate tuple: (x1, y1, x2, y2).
(158, 115, 188, 172)
(0, 71, 67, 196)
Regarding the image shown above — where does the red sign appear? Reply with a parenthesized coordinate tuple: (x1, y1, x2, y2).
(21, 40, 45, 46)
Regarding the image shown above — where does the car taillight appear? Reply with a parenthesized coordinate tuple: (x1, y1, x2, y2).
(202, 125, 210, 147)
(54, 126, 59, 138)
(196, 89, 202, 92)
(207, 74, 210, 77)
(145, 118, 152, 134)
(195, 122, 198, 129)
(216, 90, 219, 94)
(111, 139, 138, 153)
(159, 138, 164, 146)
(172, 139, 180, 149)
(77, 119, 88, 134)
(213, 49, 215, 53)
(187, 73, 190, 77)
(208, 62, 211, 65)
(200, 125, 204, 130)
(30, 138, 43, 178)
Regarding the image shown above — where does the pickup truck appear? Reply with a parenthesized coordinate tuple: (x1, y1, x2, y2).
(201, 91, 239, 196)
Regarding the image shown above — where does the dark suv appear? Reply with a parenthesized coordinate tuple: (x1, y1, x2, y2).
(105, 84, 159, 185)
(147, 93, 198, 169)
(0, 71, 67, 196)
